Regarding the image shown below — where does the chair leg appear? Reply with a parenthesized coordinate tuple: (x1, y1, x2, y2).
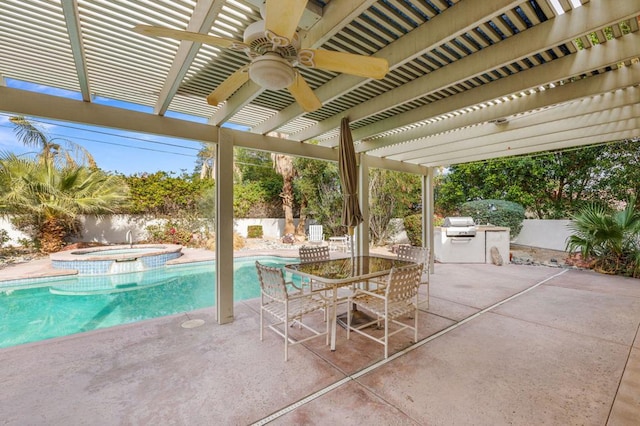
(346, 303, 351, 340)
(384, 310, 389, 359)
(284, 308, 289, 362)
(417, 283, 429, 311)
(425, 283, 429, 310)
(325, 304, 330, 346)
(260, 308, 264, 341)
(414, 303, 419, 343)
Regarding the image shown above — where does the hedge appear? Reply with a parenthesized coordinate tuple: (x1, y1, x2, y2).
(247, 225, 264, 238)
(459, 199, 525, 237)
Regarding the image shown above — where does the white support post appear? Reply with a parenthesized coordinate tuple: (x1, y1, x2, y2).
(357, 153, 370, 256)
(216, 128, 235, 324)
(423, 168, 435, 273)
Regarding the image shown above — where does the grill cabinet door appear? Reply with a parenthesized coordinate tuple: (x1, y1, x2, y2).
(434, 228, 486, 263)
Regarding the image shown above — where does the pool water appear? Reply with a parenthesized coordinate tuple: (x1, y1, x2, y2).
(0, 256, 297, 349)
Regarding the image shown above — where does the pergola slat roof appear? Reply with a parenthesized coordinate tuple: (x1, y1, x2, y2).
(0, 0, 638, 170)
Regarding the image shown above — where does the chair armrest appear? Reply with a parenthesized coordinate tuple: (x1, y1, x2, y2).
(352, 288, 385, 299)
(288, 290, 330, 303)
(287, 281, 304, 292)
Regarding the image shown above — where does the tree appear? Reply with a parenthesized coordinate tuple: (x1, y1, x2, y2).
(0, 154, 129, 253)
(294, 157, 342, 237)
(271, 153, 296, 236)
(236, 148, 277, 184)
(369, 168, 421, 245)
(123, 171, 214, 216)
(436, 157, 549, 217)
(195, 142, 216, 180)
(592, 139, 640, 205)
(542, 147, 610, 217)
(435, 141, 640, 219)
(3, 116, 127, 252)
(234, 148, 283, 218)
(9, 116, 97, 168)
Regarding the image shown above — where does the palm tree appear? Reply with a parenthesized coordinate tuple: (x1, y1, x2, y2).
(566, 197, 640, 277)
(196, 143, 216, 180)
(0, 153, 129, 253)
(9, 116, 97, 168)
(271, 153, 297, 237)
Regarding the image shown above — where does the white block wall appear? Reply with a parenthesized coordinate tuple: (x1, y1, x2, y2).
(1, 216, 572, 251)
(513, 219, 572, 251)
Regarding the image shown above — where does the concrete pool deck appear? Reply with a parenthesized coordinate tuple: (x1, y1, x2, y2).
(1, 255, 639, 424)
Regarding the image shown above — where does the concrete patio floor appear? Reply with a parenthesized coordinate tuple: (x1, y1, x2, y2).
(1, 262, 639, 425)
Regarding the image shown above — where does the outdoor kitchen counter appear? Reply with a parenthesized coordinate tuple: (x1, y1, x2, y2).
(434, 225, 510, 264)
(475, 225, 510, 231)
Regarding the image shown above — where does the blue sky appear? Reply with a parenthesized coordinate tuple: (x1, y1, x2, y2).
(0, 78, 242, 175)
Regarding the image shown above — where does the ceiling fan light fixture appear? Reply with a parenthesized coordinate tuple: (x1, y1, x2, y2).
(249, 53, 295, 90)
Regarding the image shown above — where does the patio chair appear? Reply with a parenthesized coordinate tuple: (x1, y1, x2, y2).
(370, 245, 430, 308)
(299, 245, 339, 321)
(307, 224, 324, 245)
(343, 234, 353, 253)
(298, 245, 331, 292)
(328, 235, 349, 252)
(299, 245, 331, 264)
(397, 245, 431, 310)
(255, 261, 329, 361)
(346, 263, 422, 359)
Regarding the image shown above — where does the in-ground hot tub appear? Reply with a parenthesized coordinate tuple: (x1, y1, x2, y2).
(50, 244, 183, 275)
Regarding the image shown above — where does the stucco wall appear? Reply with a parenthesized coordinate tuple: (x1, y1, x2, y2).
(513, 219, 572, 251)
(0, 216, 572, 251)
(235, 218, 291, 239)
(74, 215, 165, 244)
(0, 216, 295, 245)
(0, 217, 28, 246)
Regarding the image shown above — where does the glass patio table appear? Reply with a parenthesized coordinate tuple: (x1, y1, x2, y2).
(285, 255, 413, 351)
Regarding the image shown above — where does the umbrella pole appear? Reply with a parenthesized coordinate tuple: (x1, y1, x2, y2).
(337, 226, 370, 329)
(348, 227, 358, 312)
(349, 227, 355, 261)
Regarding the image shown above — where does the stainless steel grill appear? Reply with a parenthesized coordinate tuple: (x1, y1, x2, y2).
(442, 217, 477, 237)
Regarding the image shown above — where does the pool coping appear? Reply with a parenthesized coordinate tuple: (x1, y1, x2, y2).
(48, 243, 183, 261)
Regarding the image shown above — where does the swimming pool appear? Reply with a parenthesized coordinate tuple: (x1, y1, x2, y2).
(0, 256, 298, 349)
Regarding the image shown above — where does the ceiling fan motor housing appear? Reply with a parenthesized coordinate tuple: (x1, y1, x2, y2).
(243, 20, 300, 59)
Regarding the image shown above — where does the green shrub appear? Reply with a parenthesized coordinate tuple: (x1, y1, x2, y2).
(145, 221, 193, 246)
(0, 229, 9, 247)
(459, 199, 525, 237)
(234, 181, 277, 218)
(402, 214, 445, 246)
(566, 198, 640, 277)
(247, 225, 263, 238)
(403, 214, 422, 246)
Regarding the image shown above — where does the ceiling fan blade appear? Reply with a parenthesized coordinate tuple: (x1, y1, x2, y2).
(265, 0, 307, 45)
(299, 49, 389, 80)
(132, 24, 240, 49)
(207, 68, 250, 106)
(288, 73, 322, 112)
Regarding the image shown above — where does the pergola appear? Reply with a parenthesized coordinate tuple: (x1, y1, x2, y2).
(1, 0, 639, 323)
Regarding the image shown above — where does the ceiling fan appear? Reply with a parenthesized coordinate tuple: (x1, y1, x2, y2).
(133, 0, 389, 113)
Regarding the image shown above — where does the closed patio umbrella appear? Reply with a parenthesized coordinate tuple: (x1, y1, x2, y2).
(338, 117, 367, 325)
(338, 117, 363, 260)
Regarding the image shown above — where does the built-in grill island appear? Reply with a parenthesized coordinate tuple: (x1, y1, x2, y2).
(442, 216, 477, 237)
(435, 217, 510, 263)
